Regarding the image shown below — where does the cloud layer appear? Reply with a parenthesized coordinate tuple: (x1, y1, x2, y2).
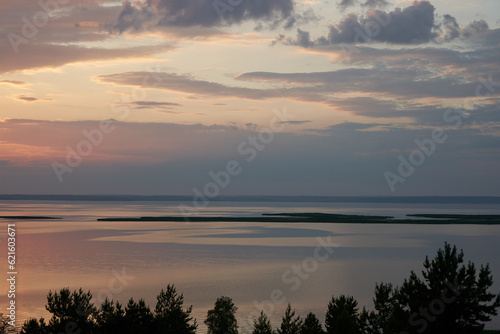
(276, 1, 491, 46)
(113, 0, 299, 32)
(1, 118, 500, 195)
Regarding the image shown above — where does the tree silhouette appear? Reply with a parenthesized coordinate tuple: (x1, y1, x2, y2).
(154, 284, 197, 334)
(94, 298, 126, 334)
(0, 314, 8, 334)
(395, 242, 500, 334)
(122, 297, 154, 333)
(362, 282, 408, 333)
(46, 287, 97, 333)
(325, 295, 359, 334)
(19, 318, 49, 334)
(300, 312, 324, 334)
(252, 310, 274, 334)
(205, 296, 238, 334)
(277, 303, 302, 334)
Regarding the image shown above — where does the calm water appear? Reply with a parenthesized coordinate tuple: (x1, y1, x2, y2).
(1, 200, 500, 332)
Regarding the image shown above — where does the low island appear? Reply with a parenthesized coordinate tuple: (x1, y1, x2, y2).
(97, 212, 500, 224)
(0, 216, 61, 220)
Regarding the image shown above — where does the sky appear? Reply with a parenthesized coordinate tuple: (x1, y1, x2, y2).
(0, 0, 499, 196)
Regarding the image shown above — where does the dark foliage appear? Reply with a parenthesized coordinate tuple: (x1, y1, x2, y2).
(205, 296, 239, 334)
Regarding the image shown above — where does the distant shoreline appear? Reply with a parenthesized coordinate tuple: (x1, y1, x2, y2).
(2, 194, 500, 204)
(0, 216, 61, 220)
(97, 212, 500, 224)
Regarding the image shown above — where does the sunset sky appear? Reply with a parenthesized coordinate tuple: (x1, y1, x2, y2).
(0, 0, 499, 195)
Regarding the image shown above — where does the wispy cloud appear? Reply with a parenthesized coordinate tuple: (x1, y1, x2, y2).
(0, 79, 28, 86)
(278, 120, 311, 124)
(0, 43, 174, 74)
(13, 95, 53, 102)
(113, 101, 182, 110)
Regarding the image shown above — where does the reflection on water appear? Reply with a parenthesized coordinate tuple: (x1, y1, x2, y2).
(1, 201, 500, 332)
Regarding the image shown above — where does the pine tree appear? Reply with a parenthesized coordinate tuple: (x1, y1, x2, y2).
(325, 295, 359, 334)
(123, 297, 154, 333)
(154, 284, 197, 334)
(45, 288, 97, 334)
(396, 242, 500, 334)
(253, 311, 274, 334)
(277, 304, 302, 334)
(300, 312, 324, 334)
(20, 317, 49, 334)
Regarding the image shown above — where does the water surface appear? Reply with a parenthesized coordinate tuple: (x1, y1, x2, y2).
(1, 200, 499, 332)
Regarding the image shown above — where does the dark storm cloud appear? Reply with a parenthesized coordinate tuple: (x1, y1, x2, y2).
(113, 0, 296, 32)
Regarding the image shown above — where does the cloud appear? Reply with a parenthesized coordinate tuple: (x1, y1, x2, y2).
(442, 14, 460, 41)
(0, 1, 175, 73)
(0, 118, 246, 166)
(98, 65, 500, 127)
(278, 120, 311, 124)
(0, 42, 173, 74)
(0, 80, 28, 86)
(13, 95, 53, 102)
(113, 101, 182, 109)
(113, 0, 297, 33)
(2, 118, 500, 195)
(331, 1, 438, 44)
(362, 0, 390, 8)
(275, 1, 493, 46)
(236, 67, 497, 99)
(308, 121, 384, 133)
(97, 71, 280, 100)
(338, 0, 389, 10)
(338, 0, 357, 10)
(461, 19, 490, 38)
